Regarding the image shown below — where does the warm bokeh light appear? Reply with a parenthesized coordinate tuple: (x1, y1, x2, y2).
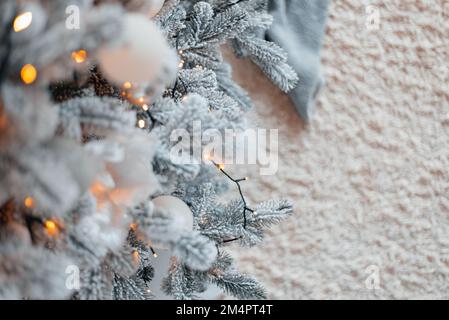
(90, 181, 108, 196)
(138, 119, 146, 129)
(24, 197, 34, 208)
(72, 50, 87, 63)
(20, 64, 37, 84)
(132, 250, 140, 263)
(13, 12, 32, 32)
(44, 220, 58, 237)
(123, 82, 132, 89)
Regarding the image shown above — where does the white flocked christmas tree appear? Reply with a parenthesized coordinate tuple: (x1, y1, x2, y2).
(0, 0, 297, 300)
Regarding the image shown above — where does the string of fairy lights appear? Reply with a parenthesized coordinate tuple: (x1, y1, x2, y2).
(209, 160, 258, 244)
(7, 6, 256, 259)
(7, 9, 91, 242)
(13, 10, 89, 85)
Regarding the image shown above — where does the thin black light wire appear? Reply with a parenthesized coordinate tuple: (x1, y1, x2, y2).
(211, 160, 255, 244)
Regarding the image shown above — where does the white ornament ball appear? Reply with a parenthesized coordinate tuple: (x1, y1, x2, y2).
(152, 195, 194, 232)
(97, 13, 169, 85)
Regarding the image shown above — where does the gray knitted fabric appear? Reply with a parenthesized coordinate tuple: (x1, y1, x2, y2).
(266, 0, 330, 121)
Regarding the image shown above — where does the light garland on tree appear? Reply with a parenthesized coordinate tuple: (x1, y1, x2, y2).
(208, 159, 257, 243)
(0, 0, 296, 300)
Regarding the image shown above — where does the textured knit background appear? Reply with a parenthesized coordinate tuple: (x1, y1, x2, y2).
(223, 0, 449, 299)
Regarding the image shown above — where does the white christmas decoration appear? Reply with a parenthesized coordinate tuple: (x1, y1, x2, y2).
(89, 132, 159, 208)
(75, 207, 128, 258)
(146, 195, 195, 251)
(152, 195, 194, 232)
(96, 13, 171, 85)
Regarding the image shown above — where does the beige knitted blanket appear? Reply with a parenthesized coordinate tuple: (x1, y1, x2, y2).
(226, 0, 448, 299)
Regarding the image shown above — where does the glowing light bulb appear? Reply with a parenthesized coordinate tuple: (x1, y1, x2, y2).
(153, 252, 158, 258)
(44, 220, 58, 237)
(203, 153, 211, 161)
(138, 97, 145, 104)
(217, 164, 225, 170)
(132, 250, 140, 263)
(24, 197, 34, 208)
(178, 61, 185, 68)
(253, 211, 258, 216)
(142, 104, 149, 111)
(138, 119, 146, 129)
(123, 82, 132, 89)
(71, 50, 87, 63)
(20, 64, 37, 84)
(90, 181, 108, 196)
(13, 12, 32, 32)
(130, 223, 137, 231)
